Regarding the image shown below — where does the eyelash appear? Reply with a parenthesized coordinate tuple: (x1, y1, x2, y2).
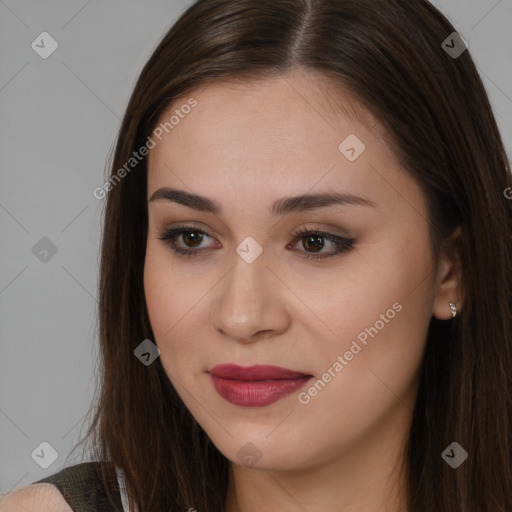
(156, 224, 355, 261)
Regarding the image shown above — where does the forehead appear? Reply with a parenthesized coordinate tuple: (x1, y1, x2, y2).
(145, 70, 422, 221)
(152, 69, 378, 149)
(152, 72, 371, 159)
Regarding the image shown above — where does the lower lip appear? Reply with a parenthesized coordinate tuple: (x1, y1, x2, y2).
(209, 374, 312, 407)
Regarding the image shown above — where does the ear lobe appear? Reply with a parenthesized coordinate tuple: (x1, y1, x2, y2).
(432, 226, 464, 320)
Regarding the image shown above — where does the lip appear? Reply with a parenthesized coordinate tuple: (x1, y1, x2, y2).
(208, 364, 313, 407)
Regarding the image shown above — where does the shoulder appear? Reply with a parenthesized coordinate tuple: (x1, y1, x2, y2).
(0, 482, 73, 512)
(0, 461, 122, 512)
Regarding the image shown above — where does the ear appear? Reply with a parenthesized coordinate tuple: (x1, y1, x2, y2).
(432, 225, 464, 320)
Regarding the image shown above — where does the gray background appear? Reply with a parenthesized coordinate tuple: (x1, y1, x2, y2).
(1, 0, 511, 492)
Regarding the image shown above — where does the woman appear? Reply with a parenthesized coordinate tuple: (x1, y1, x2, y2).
(2, 0, 511, 510)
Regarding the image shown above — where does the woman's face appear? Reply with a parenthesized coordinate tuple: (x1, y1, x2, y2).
(144, 69, 450, 471)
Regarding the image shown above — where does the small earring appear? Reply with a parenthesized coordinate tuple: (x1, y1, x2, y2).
(449, 302, 457, 318)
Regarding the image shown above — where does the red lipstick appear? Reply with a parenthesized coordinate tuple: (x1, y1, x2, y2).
(208, 364, 312, 407)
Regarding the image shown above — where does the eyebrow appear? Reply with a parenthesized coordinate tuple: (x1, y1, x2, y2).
(148, 187, 377, 215)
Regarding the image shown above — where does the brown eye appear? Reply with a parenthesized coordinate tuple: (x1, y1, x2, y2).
(181, 230, 204, 248)
(301, 234, 325, 252)
(290, 227, 355, 260)
(158, 224, 355, 261)
(157, 226, 216, 258)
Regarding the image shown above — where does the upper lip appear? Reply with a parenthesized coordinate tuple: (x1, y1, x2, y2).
(208, 364, 311, 381)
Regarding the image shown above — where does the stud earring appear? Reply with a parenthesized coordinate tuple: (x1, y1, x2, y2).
(449, 302, 457, 318)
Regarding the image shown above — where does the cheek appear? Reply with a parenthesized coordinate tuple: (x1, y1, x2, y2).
(305, 231, 433, 373)
(144, 246, 172, 334)
(144, 246, 184, 359)
(144, 242, 197, 330)
(143, 245, 213, 372)
(294, 276, 430, 458)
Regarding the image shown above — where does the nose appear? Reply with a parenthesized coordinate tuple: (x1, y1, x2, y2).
(213, 250, 291, 344)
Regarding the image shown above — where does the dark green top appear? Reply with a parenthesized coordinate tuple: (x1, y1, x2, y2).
(33, 461, 123, 512)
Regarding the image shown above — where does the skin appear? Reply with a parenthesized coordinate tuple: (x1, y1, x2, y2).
(144, 67, 463, 512)
(0, 483, 73, 512)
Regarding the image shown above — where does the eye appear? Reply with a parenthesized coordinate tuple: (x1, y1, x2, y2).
(157, 223, 355, 260)
(288, 224, 355, 260)
(157, 224, 218, 258)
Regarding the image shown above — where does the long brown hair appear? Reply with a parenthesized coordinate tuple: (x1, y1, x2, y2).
(73, 0, 512, 510)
